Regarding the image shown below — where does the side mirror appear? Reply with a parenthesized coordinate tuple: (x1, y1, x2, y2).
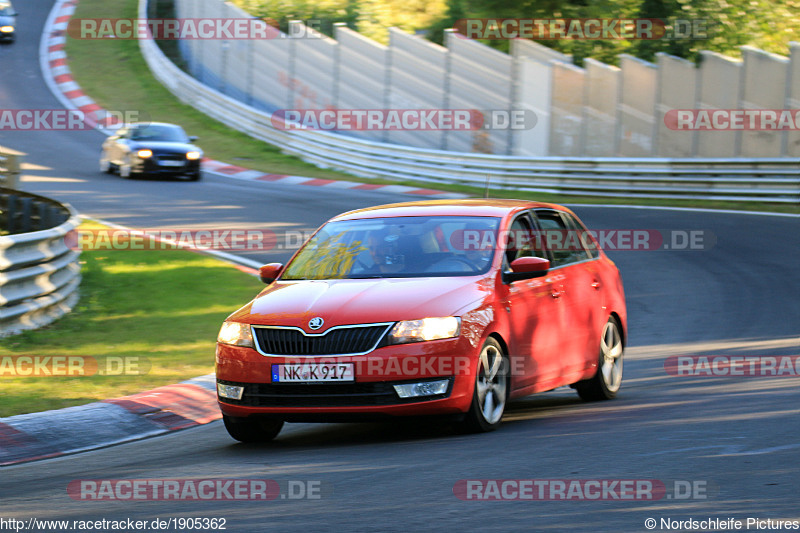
(503, 256, 550, 284)
(259, 263, 284, 284)
(188, 136, 198, 142)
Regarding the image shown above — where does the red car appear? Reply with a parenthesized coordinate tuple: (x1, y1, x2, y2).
(216, 199, 626, 441)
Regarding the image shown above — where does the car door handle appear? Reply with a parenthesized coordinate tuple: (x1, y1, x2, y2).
(591, 281, 601, 290)
(551, 289, 562, 299)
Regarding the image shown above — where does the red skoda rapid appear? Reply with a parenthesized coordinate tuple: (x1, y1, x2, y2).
(216, 200, 626, 442)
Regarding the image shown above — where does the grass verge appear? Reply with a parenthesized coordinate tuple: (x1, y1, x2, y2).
(0, 222, 263, 417)
(64, 0, 798, 214)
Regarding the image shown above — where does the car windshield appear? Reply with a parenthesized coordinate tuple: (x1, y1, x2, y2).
(0, 6, 14, 15)
(281, 216, 501, 280)
(130, 124, 189, 142)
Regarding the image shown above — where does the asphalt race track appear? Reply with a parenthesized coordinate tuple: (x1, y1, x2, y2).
(1, 2, 799, 532)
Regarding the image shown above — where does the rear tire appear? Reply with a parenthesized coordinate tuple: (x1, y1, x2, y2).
(223, 415, 283, 443)
(573, 317, 624, 401)
(463, 337, 508, 433)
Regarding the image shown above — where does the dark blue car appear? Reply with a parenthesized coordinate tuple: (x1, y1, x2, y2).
(0, 2, 17, 43)
(100, 122, 204, 181)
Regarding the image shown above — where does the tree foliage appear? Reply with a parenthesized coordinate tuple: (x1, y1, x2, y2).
(230, 0, 800, 63)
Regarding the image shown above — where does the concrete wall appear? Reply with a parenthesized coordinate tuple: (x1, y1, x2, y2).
(618, 55, 656, 156)
(655, 53, 697, 157)
(173, 0, 800, 157)
(583, 58, 619, 157)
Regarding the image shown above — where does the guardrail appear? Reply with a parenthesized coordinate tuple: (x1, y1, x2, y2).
(1, 188, 81, 337)
(138, 0, 800, 204)
(0, 147, 22, 189)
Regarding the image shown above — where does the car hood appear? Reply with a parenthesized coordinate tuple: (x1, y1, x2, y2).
(0, 15, 15, 25)
(229, 276, 492, 332)
(129, 141, 198, 153)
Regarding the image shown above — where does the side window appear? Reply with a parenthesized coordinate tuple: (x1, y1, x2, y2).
(503, 214, 541, 267)
(561, 212, 598, 259)
(533, 210, 588, 268)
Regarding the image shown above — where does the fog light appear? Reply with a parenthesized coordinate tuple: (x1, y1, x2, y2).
(393, 379, 449, 399)
(217, 383, 244, 400)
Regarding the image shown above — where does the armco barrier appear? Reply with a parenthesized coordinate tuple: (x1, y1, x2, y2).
(0, 147, 22, 190)
(137, 0, 799, 204)
(0, 188, 81, 337)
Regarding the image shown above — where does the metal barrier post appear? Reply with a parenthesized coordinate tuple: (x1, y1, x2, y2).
(0, 147, 23, 190)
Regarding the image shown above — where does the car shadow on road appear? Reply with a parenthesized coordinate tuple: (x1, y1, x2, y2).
(218, 390, 587, 452)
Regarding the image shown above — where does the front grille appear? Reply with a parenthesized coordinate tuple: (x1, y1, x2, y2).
(218, 379, 452, 407)
(252, 324, 392, 356)
(156, 153, 185, 161)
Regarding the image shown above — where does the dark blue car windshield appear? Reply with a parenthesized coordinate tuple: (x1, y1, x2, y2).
(131, 125, 189, 142)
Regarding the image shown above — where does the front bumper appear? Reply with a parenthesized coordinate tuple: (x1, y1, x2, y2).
(132, 155, 200, 175)
(215, 336, 478, 418)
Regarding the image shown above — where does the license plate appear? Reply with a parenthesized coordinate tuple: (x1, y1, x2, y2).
(272, 363, 355, 383)
(159, 160, 184, 167)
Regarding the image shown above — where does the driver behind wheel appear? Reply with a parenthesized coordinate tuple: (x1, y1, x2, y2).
(364, 231, 406, 274)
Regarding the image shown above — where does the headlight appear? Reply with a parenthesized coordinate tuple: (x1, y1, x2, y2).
(217, 321, 254, 347)
(136, 149, 153, 159)
(388, 317, 461, 344)
(0, 26, 13, 33)
(186, 151, 201, 160)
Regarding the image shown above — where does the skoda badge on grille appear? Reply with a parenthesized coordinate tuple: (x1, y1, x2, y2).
(308, 317, 324, 330)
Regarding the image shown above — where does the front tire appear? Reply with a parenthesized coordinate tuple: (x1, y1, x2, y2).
(463, 337, 508, 432)
(573, 317, 624, 401)
(99, 151, 113, 174)
(223, 415, 283, 443)
(119, 155, 136, 179)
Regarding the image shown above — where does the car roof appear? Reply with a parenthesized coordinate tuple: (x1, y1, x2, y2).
(331, 199, 567, 221)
